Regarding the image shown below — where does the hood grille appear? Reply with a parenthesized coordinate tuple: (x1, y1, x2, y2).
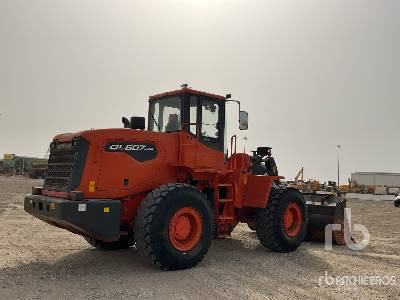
(44, 137, 89, 192)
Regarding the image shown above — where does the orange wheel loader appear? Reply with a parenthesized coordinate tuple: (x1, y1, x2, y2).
(24, 86, 348, 270)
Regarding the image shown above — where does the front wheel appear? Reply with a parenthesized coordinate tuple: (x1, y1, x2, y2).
(135, 183, 213, 270)
(256, 186, 307, 252)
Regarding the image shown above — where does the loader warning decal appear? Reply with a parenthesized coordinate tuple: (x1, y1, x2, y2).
(104, 142, 158, 162)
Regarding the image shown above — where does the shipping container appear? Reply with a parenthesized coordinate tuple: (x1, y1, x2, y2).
(351, 172, 400, 187)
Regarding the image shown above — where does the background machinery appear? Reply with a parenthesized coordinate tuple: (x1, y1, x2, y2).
(29, 159, 48, 179)
(288, 167, 304, 190)
(24, 86, 348, 270)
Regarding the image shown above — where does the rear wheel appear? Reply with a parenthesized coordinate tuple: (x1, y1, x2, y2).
(84, 234, 134, 250)
(256, 186, 307, 252)
(135, 183, 213, 270)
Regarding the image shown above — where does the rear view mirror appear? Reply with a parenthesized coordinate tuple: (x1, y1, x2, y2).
(239, 111, 248, 130)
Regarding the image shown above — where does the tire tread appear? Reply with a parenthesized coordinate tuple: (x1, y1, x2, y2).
(256, 185, 306, 252)
(135, 183, 212, 270)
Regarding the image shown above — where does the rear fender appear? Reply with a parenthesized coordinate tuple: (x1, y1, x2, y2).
(243, 175, 283, 208)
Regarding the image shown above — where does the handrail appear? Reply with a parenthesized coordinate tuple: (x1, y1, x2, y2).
(229, 135, 237, 170)
(230, 135, 237, 156)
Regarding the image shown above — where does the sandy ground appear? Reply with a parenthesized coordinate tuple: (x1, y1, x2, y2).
(0, 176, 399, 299)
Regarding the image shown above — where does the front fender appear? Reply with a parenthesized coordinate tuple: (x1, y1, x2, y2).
(242, 175, 283, 208)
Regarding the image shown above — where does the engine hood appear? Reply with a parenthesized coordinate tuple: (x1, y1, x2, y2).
(53, 128, 165, 144)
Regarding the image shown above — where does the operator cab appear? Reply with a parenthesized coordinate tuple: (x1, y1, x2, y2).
(120, 86, 248, 153)
(147, 87, 228, 152)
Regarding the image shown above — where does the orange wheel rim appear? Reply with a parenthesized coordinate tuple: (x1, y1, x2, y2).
(283, 203, 302, 237)
(169, 207, 202, 251)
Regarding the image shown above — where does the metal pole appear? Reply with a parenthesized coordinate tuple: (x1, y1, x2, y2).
(337, 145, 341, 187)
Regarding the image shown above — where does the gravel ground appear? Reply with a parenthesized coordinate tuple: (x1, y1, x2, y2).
(0, 176, 399, 299)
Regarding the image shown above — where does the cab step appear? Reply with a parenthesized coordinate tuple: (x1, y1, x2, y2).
(219, 198, 233, 203)
(218, 216, 234, 220)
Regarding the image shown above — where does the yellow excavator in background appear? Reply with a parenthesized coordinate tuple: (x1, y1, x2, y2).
(288, 167, 304, 190)
(288, 167, 322, 193)
(287, 167, 348, 244)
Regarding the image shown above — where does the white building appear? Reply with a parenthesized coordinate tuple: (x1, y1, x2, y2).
(351, 172, 400, 187)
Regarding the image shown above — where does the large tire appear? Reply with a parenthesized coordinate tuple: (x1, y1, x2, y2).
(256, 186, 307, 252)
(84, 234, 134, 250)
(135, 183, 213, 270)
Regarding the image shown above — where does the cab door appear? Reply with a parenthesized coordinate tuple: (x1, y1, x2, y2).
(182, 94, 225, 152)
(199, 97, 225, 152)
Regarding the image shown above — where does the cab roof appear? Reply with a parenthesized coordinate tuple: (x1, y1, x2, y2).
(149, 88, 226, 101)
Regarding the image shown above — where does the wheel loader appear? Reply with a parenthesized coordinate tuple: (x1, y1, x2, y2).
(24, 86, 348, 270)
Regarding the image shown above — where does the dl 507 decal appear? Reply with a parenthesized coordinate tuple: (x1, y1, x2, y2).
(105, 142, 157, 162)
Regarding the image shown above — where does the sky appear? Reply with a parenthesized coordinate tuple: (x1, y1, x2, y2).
(0, 0, 399, 182)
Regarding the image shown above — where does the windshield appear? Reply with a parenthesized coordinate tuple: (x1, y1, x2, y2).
(148, 96, 181, 132)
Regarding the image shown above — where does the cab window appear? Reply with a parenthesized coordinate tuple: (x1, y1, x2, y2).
(201, 99, 219, 140)
(189, 96, 198, 136)
(148, 96, 181, 132)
